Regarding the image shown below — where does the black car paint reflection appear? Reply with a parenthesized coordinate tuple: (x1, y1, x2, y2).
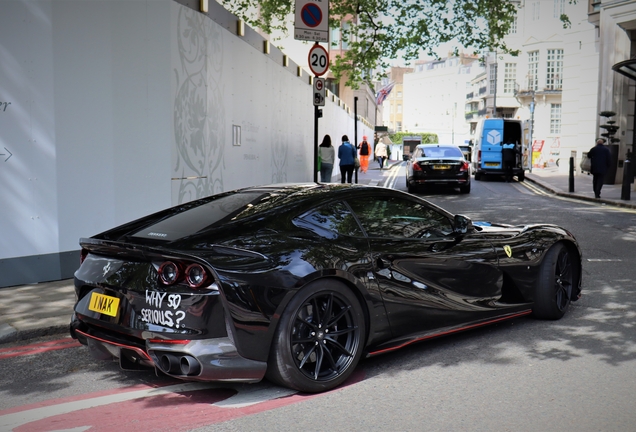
(70, 183, 582, 393)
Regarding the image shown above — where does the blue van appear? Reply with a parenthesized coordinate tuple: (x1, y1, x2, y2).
(472, 118, 526, 181)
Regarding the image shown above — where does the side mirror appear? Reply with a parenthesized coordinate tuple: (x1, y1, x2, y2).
(453, 214, 474, 234)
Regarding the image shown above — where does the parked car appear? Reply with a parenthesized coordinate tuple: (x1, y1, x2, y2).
(70, 184, 582, 393)
(406, 144, 471, 194)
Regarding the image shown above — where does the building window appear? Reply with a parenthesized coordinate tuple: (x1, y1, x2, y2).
(397, 91, 403, 98)
(510, 16, 517, 34)
(504, 63, 517, 94)
(528, 51, 539, 91)
(397, 104, 402, 113)
(550, 104, 561, 134)
(554, 0, 565, 18)
(330, 27, 340, 50)
(397, 121, 402, 132)
(341, 21, 351, 50)
(532, 2, 540, 20)
(546, 49, 563, 90)
(489, 64, 497, 95)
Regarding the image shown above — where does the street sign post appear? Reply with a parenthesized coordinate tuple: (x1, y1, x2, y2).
(308, 44, 329, 77)
(294, 0, 329, 42)
(313, 77, 325, 106)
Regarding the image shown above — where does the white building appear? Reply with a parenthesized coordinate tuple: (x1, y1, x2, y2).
(403, 55, 483, 146)
(590, 0, 636, 185)
(463, 1, 598, 172)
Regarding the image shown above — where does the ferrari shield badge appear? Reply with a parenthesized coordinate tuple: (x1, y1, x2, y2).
(503, 245, 512, 258)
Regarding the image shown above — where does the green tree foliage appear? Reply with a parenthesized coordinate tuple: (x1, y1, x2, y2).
(389, 132, 438, 144)
(220, 0, 519, 88)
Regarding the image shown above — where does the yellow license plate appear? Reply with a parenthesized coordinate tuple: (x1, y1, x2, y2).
(433, 165, 450, 170)
(485, 162, 499, 167)
(88, 292, 120, 317)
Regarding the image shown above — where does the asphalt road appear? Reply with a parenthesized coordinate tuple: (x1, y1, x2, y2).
(2, 164, 635, 431)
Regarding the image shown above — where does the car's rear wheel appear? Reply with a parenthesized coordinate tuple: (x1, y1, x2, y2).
(266, 281, 366, 393)
(517, 171, 525, 182)
(459, 183, 471, 194)
(474, 172, 482, 181)
(407, 180, 416, 194)
(533, 243, 576, 320)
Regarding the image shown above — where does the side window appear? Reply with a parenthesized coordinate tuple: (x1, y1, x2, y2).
(347, 196, 453, 239)
(294, 201, 363, 237)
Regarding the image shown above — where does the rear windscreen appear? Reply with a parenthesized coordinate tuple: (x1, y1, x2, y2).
(421, 146, 462, 158)
(131, 192, 267, 241)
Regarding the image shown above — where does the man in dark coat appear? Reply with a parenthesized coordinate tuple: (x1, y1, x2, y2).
(502, 143, 518, 182)
(587, 138, 612, 199)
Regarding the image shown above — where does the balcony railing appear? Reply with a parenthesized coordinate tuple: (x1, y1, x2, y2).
(465, 110, 478, 120)
(466, 92, 474, 100)
(479, 86, 487, 95)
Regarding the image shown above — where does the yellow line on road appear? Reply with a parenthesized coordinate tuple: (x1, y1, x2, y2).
(519, 180, 636, 214)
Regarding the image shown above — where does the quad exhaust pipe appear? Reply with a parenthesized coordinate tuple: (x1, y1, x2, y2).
(158, 353, 201, 376)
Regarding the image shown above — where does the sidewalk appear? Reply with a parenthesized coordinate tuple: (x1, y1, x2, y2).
(525, 167, 636, 210)
(2, 166, 635, 344)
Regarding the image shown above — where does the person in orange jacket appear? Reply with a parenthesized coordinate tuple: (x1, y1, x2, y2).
(358, 136, 371, 173)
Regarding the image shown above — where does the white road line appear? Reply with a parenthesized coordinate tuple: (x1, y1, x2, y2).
(0, 382, 215, 430)
(384, 163, 402, 189)
(213, 383, 297, 408)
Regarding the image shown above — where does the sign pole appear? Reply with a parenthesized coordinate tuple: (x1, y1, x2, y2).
(312, 76, 326, 183)
(314, 103, 319, 183)
(297, 0, 329, 183)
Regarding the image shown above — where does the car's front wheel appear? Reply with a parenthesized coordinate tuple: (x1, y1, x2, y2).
(533, 243, 576, 320)
(266, 281, 366, 393)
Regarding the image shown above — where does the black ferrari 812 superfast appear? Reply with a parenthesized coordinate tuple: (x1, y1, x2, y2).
(70, 183, 581, 393)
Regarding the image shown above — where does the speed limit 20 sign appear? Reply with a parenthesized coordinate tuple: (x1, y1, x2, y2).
(308, 43, 329, 77)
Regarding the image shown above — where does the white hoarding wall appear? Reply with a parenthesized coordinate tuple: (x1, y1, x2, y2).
(0, 1, 371, 287)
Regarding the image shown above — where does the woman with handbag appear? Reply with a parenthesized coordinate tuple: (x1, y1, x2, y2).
(318, 135, 335, 183)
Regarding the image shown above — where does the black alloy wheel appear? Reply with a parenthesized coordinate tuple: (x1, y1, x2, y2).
(267, 281, 365, 393)
(533, 243, 576, 320)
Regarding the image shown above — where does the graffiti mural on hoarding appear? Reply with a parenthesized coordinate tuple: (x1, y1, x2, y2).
(532, 138, 561, 168)
(532, 139, 544, 168)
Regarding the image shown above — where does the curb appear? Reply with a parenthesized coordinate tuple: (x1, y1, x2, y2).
(0, 323, 69, 345)
(525, 176, 636, 209)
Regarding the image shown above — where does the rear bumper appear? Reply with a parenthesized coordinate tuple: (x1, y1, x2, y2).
(71, 314, 267, 382)
(408, 175, 470, 186)
(475, 167, 524, 176)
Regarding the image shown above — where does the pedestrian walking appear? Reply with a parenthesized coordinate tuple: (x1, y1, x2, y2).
(338, 135, 356, 183)
(587, 138, 612, 199)
(375, 140, 388, 169)
(359, 136, 371, 173)
(318, 134, 335, 183)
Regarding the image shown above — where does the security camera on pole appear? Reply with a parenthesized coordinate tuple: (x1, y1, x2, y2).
(294, 0, 329, 183)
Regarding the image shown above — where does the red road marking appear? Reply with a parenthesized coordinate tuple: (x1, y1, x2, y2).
(2, 371, 365, 431)
(0, 338, 81, 360)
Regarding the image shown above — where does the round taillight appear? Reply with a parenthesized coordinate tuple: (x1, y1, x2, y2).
(159, 261, 180, 285)
(185, 263, 208, 288)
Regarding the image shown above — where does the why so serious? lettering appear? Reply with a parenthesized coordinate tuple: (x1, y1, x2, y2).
(141, 290, 186, 328)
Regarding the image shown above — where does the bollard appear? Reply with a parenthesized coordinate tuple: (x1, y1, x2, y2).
(569, 157, 575, 193)
(621, 160, 632, 200)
